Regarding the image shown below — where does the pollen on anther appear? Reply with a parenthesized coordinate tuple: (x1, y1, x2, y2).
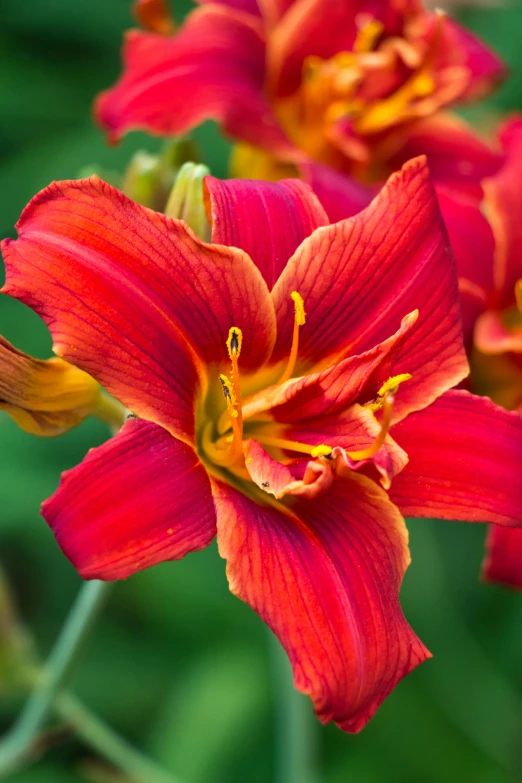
(226, 327, 243, 358)
(377, 373, 412, 398)
(311, 444, 332, 458)
(291, 291, 306, 326)
(219, 374, 231, 398)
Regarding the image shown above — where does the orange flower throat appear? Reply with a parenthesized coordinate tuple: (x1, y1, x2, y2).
(199, 294, 411, 499)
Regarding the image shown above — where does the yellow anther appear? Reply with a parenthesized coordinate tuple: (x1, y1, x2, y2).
(291, 291, 306, 326)
(377, 373, 412, 397)
(219, 374, 238, 417)
(365, 373, 411, 412)
(311, 444, 333, 458)
(226, 327, 243, 359)
(219, 373, 232, 399)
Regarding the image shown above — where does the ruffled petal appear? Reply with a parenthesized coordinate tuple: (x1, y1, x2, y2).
(267, 0, 360, 97)
(482, 524, 522, 590)
(213, 474, 430, 733)
(482, 117, 522, 309)
(389, 390, 522, 526)
(0, 335, 101, 437)
(204, 176, 328, 288)
(243, 439, 295, 497)
(96, 6, 289, 153)
(285, 409, 408, 489)
(272, 157, 468, 419)
(42, 418, 216, 580)
(2, 177, 276, 443)
(244, 439, 336, 499)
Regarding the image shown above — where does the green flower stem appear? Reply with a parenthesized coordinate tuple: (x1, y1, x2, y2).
(54, 692, 183, 783)
(269, 631, 320, 783)
(93, 392, 127, 433)
(0, 579, 109, 777)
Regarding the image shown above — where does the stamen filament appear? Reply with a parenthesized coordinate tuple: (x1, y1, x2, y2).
(255, 434, 332, 458)
(278, 292, 306, 384)
(226, 327, 244, 435)
(219, 374, 243, 448)
(215, 327, 245, 463)
(347, 392, 394, 460)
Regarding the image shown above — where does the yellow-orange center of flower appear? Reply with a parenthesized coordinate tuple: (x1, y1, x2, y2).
(198, 294, 411, 497)
(272, 12, 447, 177)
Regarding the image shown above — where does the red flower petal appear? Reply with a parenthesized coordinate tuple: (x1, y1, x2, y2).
(284, 407, 408, 489)
(392, 114, 503, 190)
(257, 0, 294, 27)
(96, 6, 289, 153)
(204, 176, 328, 288)
(267, 0, 360, 96)
(389, 390, 522, 526)
(482, 524, 522, 590)
(244, 440, 336, 500)
(300, 162, 376, 224)
(439, 18, 505, 102)
(2, 177, 276, 443)
(42, 418, 216, 580)
(272, 157, 468, 419)
(482, 116, 522, 310)
(259, 310, 418, 422)
(243, 439, 294, 497)
(475, 310, 522, 355)
(196, 0, 261, 16)
(436, 183, 494, 347)
(213, 474, 430, 733)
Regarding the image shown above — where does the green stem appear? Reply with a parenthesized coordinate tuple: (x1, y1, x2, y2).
(0, 579, 109, 777)
(93, 392, 127, 434)
(54, 692, 182, 783)
(269, 631, 320, 783)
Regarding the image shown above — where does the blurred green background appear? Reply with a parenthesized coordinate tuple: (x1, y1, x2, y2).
(1, 1, 522, 781)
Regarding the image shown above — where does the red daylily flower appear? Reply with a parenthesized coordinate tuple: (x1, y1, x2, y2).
(96, 0, 504, 198)
(437, 117, 522, 590)
(3, 158, 522, 731)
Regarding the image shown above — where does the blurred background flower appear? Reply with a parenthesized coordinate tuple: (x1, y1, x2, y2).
(0, 1, 522, 782)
